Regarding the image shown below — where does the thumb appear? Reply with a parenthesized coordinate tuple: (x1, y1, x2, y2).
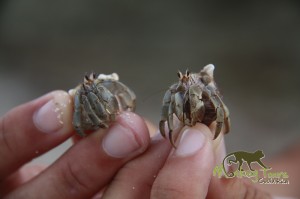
(151, 123, 215, 199)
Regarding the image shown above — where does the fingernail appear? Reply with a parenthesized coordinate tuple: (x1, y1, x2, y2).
(33, 92, 70, 133)
(102, 124, 141, 158)
(174, 129, 206, 157)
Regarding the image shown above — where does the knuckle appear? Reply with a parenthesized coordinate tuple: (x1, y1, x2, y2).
(226, 178, 249, 198)
(225, 178, 271, 199)
(60, 160, 91, 196)
(151, 184, 187, 199)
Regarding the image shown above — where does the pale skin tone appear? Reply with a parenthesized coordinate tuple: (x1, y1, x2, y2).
(0, 90, 299, 198)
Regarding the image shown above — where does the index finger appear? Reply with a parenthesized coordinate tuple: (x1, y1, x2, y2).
(0, 91, 73, 180)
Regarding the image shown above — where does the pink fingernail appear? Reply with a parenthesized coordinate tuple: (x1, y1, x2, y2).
(102, 124, 140, 158)
(174, 129, 206, 157)
(102, 112, 148, 158)
(33, 92, 70, 133)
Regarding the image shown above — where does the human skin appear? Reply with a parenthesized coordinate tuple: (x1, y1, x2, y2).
(0, 90, 298, 198)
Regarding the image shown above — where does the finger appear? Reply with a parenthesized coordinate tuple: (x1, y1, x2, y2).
(254, 142, 300, 197)
(102, 132, 173, 199)
(207, 178, 272, 199)
(5, 112, 150, 199)
(207, 124, 272, 199)
(71, 133, 83, 144)
(0, 91, 73, 180)
(151, 123, 215, 199)
(0, 164, 47, 196)
(209, 122, 227, 165)
(144, 119, 158, 137)
(100, 121, 182, 199)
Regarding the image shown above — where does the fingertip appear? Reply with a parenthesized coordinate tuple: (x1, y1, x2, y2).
(118, 111, 150, 148)
(193, 123, 213, 139)
(102, 112, 150, 158)
(0, 90, 74, 179)
(151, 124, 215, 199)
(6, 112, 152, 199)
(173, 128, 207, 157)
(169, 123, 212, 157)
(33, 90, 73, 135)
(0, 164, 48, 196)
(190, 123, 226, 163)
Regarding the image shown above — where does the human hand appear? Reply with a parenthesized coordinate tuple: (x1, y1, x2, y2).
(0, 90, 273, 198)
(0, 90, 151, 198)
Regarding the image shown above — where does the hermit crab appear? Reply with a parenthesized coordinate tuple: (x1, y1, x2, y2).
(69, 73, 136, 137)
(159, 64, 230, 147)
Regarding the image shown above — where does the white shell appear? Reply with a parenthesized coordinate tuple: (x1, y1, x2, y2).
(97, 73, 119, 81)
(203, 64, 215, 78)
(68, 89, 76, 97)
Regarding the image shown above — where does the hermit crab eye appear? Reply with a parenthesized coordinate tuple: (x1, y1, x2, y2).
(186, 69, 190, 76)
(90, 72, 96, 79)
(177, 71, 182, 78)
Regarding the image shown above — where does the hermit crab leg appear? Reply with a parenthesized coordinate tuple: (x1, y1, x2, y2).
(188, 84, 205, 126)
(217, 96, 231, 134)
(224, 115, 231, 134)
(168, 93, 177, 148)
(86, 92, 109, 122)
(82, 95, 108, 128)
(115, 81, 136, 111)
(206, 94, 224, 139)
(174, 92, 184, 123)
(204, 87, 225, 139)
(73, 92, 86, 137)
(215, 106, 224, 139)
(210, 86, 230, 135)
(159, 89, 172, 138)
(159, 84, 178, 138)
(92, 84, 118, 121)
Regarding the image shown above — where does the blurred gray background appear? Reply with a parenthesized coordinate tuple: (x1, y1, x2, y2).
(0, 0, 299, 164)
